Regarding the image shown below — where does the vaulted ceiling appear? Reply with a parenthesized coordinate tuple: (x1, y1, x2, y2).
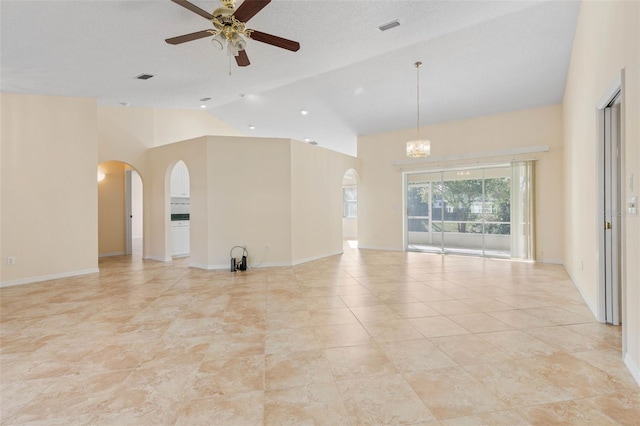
(0, 0, 580, 155)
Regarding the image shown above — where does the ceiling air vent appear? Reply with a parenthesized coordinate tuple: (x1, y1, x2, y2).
(308, 141, 318, 146)
(378, 19, 400, 32)
(134, 73, 154, 80)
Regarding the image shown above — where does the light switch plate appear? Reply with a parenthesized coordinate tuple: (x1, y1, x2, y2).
(629, 196, 638, 215)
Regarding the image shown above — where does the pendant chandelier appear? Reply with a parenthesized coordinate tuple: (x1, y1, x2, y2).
(406, 61, 431, 158)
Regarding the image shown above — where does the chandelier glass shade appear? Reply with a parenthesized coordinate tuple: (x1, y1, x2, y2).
(406, 139, 431, 158)
(406, 61, 431, 158)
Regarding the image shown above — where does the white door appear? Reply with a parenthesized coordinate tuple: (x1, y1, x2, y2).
(602, 94, 622, 325)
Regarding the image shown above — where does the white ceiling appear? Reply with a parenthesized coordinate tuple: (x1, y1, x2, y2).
(0, 0, 580, 156)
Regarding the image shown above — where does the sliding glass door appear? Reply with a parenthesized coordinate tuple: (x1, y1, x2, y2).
(406, 162, 533, 259)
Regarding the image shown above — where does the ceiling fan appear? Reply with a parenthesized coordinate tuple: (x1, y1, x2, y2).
(165, 0, 300, 67)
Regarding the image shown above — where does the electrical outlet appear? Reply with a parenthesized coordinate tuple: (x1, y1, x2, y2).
(7, 256, 16, 265)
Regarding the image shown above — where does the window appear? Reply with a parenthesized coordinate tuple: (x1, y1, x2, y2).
(405, 163, 533, 260)
(343, 186, 357, 218)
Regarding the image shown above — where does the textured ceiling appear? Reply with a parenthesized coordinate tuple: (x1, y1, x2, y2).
(0, 0, 580, 156)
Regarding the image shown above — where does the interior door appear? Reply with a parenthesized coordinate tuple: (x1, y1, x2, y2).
(603, 94, 622, 325)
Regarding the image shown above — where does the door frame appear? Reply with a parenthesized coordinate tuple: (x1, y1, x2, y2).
(125, 169, 133, 255)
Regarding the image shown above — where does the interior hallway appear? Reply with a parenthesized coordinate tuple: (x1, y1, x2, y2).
(1, 244, 639, 425)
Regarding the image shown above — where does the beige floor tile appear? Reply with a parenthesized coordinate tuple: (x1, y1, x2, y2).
(309, 307, 358, 325)
(464, 361, 569, 407)
(266, 309, 313, 330)
(337, 374, 436, 424)
(361, 319, 424, 342)
(477, 329, 562, 359)
(572, 348, 640, 390)
(514, 398, 620, 425)
(486, 310, 558, 329)
(349, 304, 401, 322)
(314, 323, 373, 347)
(409, 316, 471, 338)
(431, 334, 512, 365)
(582, 392, 640, 424)
(174, 391, 264, 425)
(458, 296, 517, 312)
(265, 349, 334, 390)
(265, 382, 350, 425)
(406, 367, 508, 420)
(6, 370, 132, 424)
(324, 344, 398, 380)
(339, 293, 383, 307)
(448, 312, 514, 333)
(265, 327, 321, 354)
(189, 355, 264, 398)
(387, 302, 442, 318)
(0, 244, 635, 425)
(439, 409, 531, 426)
(379, 339, 457, 373)
(525, 325, 618, 352)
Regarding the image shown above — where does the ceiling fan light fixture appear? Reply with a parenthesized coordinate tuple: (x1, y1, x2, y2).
(211, 33, 225, 50)
(406, 61, 431, 159)
(232, 34, 247, 51)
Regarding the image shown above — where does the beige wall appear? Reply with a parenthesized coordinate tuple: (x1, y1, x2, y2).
(357, 104, 564, 261)
(154, 109, 244, 147)
(146, 136, 356, 268)
(0, 94, 98, 286)
(208, 137, 293, 267)
(97, 161, 126, 256)
(147, 136, 292, 267)
(291, 142, 359, 263)
(147, 138, 209, 264)
(563, 0, 640, 383)
(98, 106, 243, 259)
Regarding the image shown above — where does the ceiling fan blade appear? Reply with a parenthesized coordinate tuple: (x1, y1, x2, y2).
(233, 0, 271, 23)
(235, 50, 250, 67)
(249, 30, 300, 52)
(171, 0, 213, 20)
(166, 30, 212, 45)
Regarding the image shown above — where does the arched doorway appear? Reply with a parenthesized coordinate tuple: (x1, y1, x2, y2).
(169, 160, 191, 258)
(342, 169, 359, 247)
(97, 161, 144, 258)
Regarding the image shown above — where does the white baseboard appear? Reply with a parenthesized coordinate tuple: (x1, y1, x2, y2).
(291, 250, 344, 266)
(98, 251, 125, 258)
(566, 269, 599, 319)
(540, 258, 564, 265)
(189, 262, 228, 270)
(357, 244, 403, 252)
(0, 268, 99, 288)
(144, 255, 171, 262)
(188, 251, 345, 270)
(624, 353, 640, 387)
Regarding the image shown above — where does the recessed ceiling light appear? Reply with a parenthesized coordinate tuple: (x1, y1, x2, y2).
(304, 138, 310, 142)
(134, 73, 154, 80)
(300, 110, 308, 116)
(378, 19, 400, 31)
(248, 125, 256, 130)
(200, 105, 207, 109)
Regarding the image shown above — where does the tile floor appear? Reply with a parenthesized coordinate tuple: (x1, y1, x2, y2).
(1, 244, 639, 425)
